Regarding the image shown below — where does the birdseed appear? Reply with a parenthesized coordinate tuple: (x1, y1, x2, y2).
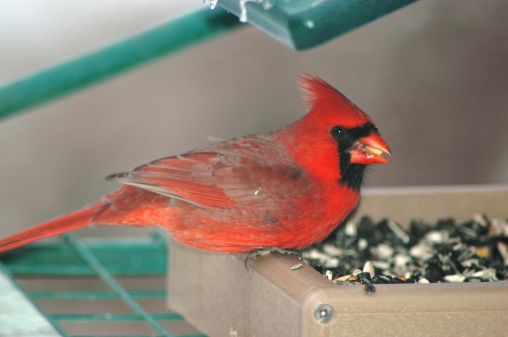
(290, 263, 303, 270)
(303, 215, 508, 284)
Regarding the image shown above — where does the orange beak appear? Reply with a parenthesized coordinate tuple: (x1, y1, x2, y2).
(349, 132, 391, 165)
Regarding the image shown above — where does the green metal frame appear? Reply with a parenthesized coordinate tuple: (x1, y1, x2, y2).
(0, 7, 241, 120)
(0, 1, 420, 120)
(1, 233, 205, 337)
(219, 0, 419, 50)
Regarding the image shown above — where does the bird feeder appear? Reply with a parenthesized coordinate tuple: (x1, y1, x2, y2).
(168, 185, 508, 337)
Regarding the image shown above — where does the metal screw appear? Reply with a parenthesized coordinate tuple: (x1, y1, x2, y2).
(313, 303, 334, 324)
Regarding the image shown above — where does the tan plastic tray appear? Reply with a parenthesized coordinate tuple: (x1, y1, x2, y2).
(168, 185, 508, 337)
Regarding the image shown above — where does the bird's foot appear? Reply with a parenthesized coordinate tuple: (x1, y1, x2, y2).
(244, 247, 301, 269)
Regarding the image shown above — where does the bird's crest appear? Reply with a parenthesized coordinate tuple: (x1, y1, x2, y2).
(298, 74, 371, 127)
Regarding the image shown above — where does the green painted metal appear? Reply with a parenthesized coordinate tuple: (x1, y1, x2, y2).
(1, 233, 167, 276)
(50, 313, 183, 321)
(29, 290, 166, 300)
(64, 234, 176, 337)
(73, 335, 205, 337)
(219, 0, 420, 50)
(0, 7, 240, 120)
(0, 1, 420, 120)
(0, 232, 204, 337)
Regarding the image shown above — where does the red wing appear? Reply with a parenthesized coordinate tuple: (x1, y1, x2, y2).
(107, 152, 236, 209)
(106, 136, 309, 213)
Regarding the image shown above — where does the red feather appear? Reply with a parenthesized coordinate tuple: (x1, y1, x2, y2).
(0, 203, 106, 252)
(0, 76, 389, 253)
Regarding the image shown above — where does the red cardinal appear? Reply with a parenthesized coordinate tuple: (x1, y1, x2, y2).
(0, 76, 390, 254)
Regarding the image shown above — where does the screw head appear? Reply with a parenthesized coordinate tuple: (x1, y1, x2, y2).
(313, 304, 334, 324)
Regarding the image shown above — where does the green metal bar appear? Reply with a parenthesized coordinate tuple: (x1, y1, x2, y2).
(2, 234, 167, 276)
(29, 290, 166, 300)
(64, 234, 176, 337)
(0, 8, 240, 120)
(50, 312, 183, 321)
(219, 0, 419, 50)
(74, 335, 206, 337)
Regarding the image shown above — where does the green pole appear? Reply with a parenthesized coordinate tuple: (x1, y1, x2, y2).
(0, 8, 240, 120)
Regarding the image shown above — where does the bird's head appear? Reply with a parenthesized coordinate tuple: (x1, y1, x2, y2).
(286, 75, 391, 190)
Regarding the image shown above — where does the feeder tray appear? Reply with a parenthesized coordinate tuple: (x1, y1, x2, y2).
(168, 185, 508, 337)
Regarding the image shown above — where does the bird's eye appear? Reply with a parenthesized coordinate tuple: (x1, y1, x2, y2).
(331, 126, 345, 138)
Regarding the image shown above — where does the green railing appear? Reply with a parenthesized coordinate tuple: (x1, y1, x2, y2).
(1, 232, 203, 337)
(0, 7, 241, 120)
(0, 0, 419, 120)
(219, 0, 419, 49)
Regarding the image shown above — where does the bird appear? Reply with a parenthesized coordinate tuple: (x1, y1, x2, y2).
(0, 75, 390, 254)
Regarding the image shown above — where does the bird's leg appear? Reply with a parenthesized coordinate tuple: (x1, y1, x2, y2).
(244, 247, 302, 269)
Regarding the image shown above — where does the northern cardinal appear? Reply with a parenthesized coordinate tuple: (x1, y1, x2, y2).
(0, 76, 390, 254)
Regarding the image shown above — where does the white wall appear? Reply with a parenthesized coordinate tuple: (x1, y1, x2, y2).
(1, 0, 507, 236)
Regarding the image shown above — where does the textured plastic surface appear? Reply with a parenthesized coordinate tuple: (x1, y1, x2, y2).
(219, 0, 419, 50)
(351, 184, 508, 224)
(169, 185, 508, 337)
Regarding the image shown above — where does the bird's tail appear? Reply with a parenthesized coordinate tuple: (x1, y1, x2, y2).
(0, 203, 107, 254)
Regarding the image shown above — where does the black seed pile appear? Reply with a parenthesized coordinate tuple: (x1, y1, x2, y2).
(302, 215, 508, 284)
